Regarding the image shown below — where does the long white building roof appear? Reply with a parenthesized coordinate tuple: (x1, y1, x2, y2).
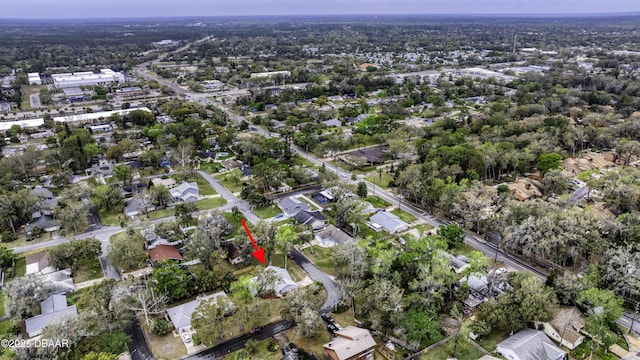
(0, 118, 44, 131)
(52, 107, 152, 123)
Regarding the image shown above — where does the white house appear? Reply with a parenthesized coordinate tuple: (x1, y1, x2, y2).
(497, 329, 565, 360)
(252, 266, 298, 297)
(166, 292, 234, 334)
(536, 307, 586, 350)
(368, 211, 409, 234)
(170, 181, 199, 203)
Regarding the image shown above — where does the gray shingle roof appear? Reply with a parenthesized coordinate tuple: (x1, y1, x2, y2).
(497, 329, 565, 360)
(369, 211, 408, 233)
(166, 292, 231, 331)
(277, 197, 311, 217)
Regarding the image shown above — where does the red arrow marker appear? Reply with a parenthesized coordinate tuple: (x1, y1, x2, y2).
(241, 219, 265, 265)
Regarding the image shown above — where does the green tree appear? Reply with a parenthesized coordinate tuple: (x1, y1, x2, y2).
(153, 261, 194, 301)
(577, 288, 623, 327)
(399, 309, 441, 345)
(275, 224, 297, 268)
(113, 164, 132, 185)
(92, 185, 124, 212)
(536, 152, 563, 175)
(175, 202, 198, 226)
(107, 234, 145, 271)
(357, 181, 368, 198)
(437, 223, 465, 249)
(0, 244, 14, 269)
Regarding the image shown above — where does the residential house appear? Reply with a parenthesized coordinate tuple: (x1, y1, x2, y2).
(42, 269, 74, 295)
(27, 187, 60, 239)
(149, 244, 183, 264)
(227, 243, 244, 265)
(25, 252, 54, 275)
(170, 181, 198, 203)
(25, 294, 78, 338)
(252, 266, 297, 297)
(368, 211, 409, 234)
(442, 252, 470, 274)
(166, 291, 234, 334)
(141, 229, 170, 250)
(496, 329, 565, 360)
(124, 197, 155, 218)
(461, 268, 511, 309)
(323, 326, 376, 360)
(221, 159, 242, 171)
(536, 307, 586, 350)
(293, 210, 328, 231)
(316, 225, 354, 246)
(278, 196, 311, 218)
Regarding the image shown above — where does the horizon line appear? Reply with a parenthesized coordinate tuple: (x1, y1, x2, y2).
(1, 11, 640, 21)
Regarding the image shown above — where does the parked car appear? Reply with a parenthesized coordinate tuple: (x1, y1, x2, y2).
(250, 326, 263, 334)
(321, 313, 334, 323)
(182, 333, 192, 343)
(327, 323, 339, 334)
(287, 252, 295, 260)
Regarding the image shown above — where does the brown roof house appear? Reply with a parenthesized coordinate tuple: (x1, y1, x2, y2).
(25, 252, 54, 275)
(149, 244, 183, 264)
(323, 326, 376, 360)
(535, 306, 586, 350)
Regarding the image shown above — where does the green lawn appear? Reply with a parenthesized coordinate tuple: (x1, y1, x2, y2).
(196, 174, 218, 196)
(391, 208, 417, 223)
(360, 226, 389, 241)
(100, 209, 124, 226)
(270, 253, 307, 282)
(0, 292, 5, 317)
(215, 169, 244, 193)
(200, 161, 222, 174)
(415, 223, 435, 234)
(475, 330, 509, 352)
(253, 205, 282, 219)
(300, 246, 335, 276)
(366, 196, 391, 209)
(13, 257, 26, 278)
(0, 318, 18, 339)
(197, 197, 227, 210)
(74, 256, 103, 283)
(420, 339, 484, 360)
(365, 171, 394, 189)
(146, 208, 175, 220)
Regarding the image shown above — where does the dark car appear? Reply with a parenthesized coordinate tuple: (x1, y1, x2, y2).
(250, 326, 262, 334)
(327, 323, 339, 334)
(321, 313, 334, 324)
(287, 252, 295, 260)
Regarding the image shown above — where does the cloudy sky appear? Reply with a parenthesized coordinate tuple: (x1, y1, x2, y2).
(2, 0, 639, 19)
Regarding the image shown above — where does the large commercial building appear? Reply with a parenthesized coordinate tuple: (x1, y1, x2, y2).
(52, 107, 152, 125)
(28, 73, 42, 85)
(52, 69, 125, 89)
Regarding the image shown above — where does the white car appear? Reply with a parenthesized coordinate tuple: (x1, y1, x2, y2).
(182, 333, 192, 343)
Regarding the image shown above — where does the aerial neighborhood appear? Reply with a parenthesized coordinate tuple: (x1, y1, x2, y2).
(1, 8, 640, 360)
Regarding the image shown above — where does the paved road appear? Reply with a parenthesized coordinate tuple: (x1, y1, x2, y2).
(126, 317, 155, 360)
(290, 249, 342, 313)
(12, 226, 123, 254)
(197, 170, 260, 225)
(185, 320, 295, 360)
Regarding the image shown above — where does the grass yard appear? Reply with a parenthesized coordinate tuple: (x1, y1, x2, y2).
(225, 339, 281, 360)
(67, 288, 88, 308)
(0, 318, 18, 339)
(285, 322, 332, 356)
(142, 317, 188, 360)
(366, 196, 391, 209)
(100, 209, 125, 226)
(215, 169, 244, 193)
(4, 232, 46, 249)
(197, 197, 228, 210)
(420, 339, 484, 360)
(475, 330, 509, 352)
(452, 241, 485, 259)
(13, 257, 26, 278)
(146, 208, 175, 220)
(196, 174, 218, 196)
(254, 205, 282, 219)
(365, 171, 394, 189)
(295, 157, 316, 168)
(270, 253, 307, 282)
(360, 226, 389, 241)
(200, 161, 222, 174)
(415, 223, 435, 234)
(300, 246, 335, 276)
(391, 208, 417, 223)
(74, 256, 103, 283)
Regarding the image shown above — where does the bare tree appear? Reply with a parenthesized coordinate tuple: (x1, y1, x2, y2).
(124, 284, 169, 329)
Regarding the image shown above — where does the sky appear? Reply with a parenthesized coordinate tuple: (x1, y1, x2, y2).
(2, 0, 640, 19)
